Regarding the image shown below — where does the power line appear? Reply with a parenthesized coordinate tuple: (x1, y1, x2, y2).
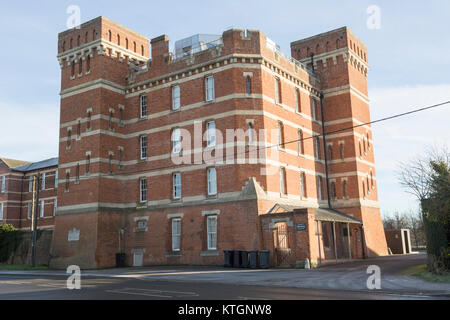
(67, 99, 450, 182)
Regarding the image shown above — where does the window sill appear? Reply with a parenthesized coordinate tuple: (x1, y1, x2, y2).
(138, 116, 148, 121)
(205, 99, 215, 104)
(206, 194, 218, 200)
(166, 251, 182, 258)
(134, 227, 148, 233)
(200, 250, 219, 257)
(85, 71, 91, 76)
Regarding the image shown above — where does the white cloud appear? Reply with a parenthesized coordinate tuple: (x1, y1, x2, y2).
(369, 83, 450, 214)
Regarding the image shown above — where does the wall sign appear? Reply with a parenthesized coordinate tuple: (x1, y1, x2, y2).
(296, 223, 307, 231)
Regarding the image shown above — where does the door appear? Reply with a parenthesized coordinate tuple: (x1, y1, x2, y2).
(273, 222, 291, 266)
(133, 251, 143, 267)
(341, 225, 351, 258)
(403, 231, 410, 254)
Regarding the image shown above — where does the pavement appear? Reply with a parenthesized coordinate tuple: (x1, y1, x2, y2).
(1, 253, 449, 299)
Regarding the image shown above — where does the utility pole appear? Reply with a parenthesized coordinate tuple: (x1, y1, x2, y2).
(30, 173, 40, 267)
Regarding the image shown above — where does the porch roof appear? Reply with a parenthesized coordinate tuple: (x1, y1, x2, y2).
(267, 204, 362, 224)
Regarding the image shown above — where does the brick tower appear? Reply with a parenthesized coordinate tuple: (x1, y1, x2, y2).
(51, 17, 149, 268)
(291, 27, 388, 256)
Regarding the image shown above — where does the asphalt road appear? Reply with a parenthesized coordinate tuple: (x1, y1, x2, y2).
(0, 274, 446, 300)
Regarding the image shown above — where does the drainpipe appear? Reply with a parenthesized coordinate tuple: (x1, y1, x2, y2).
(319, 93, 332, 209)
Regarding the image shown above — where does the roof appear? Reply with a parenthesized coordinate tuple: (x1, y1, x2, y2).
(0, 157, 31, 169)
(266, 204, 362, 224)
(13, 158, 59, 173)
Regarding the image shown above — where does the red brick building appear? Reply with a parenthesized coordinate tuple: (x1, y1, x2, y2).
(49, 16, 388, 269)
(0, 158, 58, 230)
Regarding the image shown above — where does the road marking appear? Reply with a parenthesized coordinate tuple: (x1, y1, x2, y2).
(106, 288, 199, 298)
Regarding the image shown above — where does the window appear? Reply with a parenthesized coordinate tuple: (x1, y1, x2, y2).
(207, 168, 217, 196)
(109, 110, 114, 131)
(295, 89, 301, 113)
(65, 173, 70, 191)
(71, 62, 75, 77)
(275, 78, 282, 104)
(87, 111, 92, 130)
(331, 182, 337, 199)
(206, 121, 216, 148)
(79, 59, 83, 74)
(133, 41, 137, 53)
(117, 34, 121, 46)
(55, 171, 58, 188)
(359, 141, 363, 157)
(205, 76, 215, 101)
(311, 99, 317, 121)
(248, 123, 255, 144)
(275, 222, 288, 249)
(362, 180, 366, 198)
(86, 154, 91, 174)
(76, 164, 80, 183)
(172, 85, 180, 110)
(172, 128, 181, 154)
(246, 76, 252, 95)
(280, 167, 287, 195)
(29, 177, 33, 192)
(53, 199, 57, 217)
(314, 137, 320, 159)
(40, 200, 45, 218)
(137, 220, 147, 230)
(343, 180, 348, 198)
(328, 145, 333, 160)
(118, 149, 123, 170)
(277, 122, 285, 148)
(298, 130, 304, 155)
(0, 203, 3, 221)
(27, 202, 32, 219)
(77, 120, 81, 138)
(41, 172, 46, 190)
(339, 143, 345, 160)
(67, 129, 72, 148)
(140, 95, 148, 118)
(300, 172, 307, 198)
(1, 176, 5, 193)
(317, 177, 323, 200)
(140, 136, 148, 160)
(173, 173, 182, 200)
(207, 215, 217, 250)
(126, 38, 129, 50)
(172, 219, 181, 252)
(140, 178, 147, 203)
(108, 154, 113, 174)
(371, 171, 374, 188)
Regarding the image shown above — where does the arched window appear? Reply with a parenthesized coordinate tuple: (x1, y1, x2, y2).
(339, 143, 345, 160)
(67, 129, 72, 148)
(133, 41, 137, 53)
(248, 123, 255, 144)
(315, 43, 320, 54)
(362, 180, 366, 197)
(359, 141, 363, 157)
(246, 76, 252, 95)
(336, 39, 340, 49)
(62, 41, 66, 52)
(77, 35, 80, 46)
(370, 171, 374, 188)
(71, 62, 75, 77)
(65, 173, 70, 192)
(277, 121, 285, 148)
(78, 59, 82, 75)
(328, 145, 333, 160)
(126, 38, 129, 50)
(141, 45, 144, 56)
(93, 29, 96, 41)
(70, 38, 73, 49)
(118, 34, 121, 46)
(85, 31, 88, 43)
(108, 30, 112, 42)
(298, 129, 304, 155)
(280, 168, 287, 195)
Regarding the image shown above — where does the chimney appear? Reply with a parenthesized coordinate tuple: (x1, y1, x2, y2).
(151, 35, 170, 63)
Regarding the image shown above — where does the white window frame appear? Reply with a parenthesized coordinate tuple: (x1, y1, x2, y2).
(172, 218, 181, 252)
(312, 99, 317, 121)
(140, 95, 148, 118)
(54, 171, 58, 189)
(40, 200, 45, 218)
(29, 177, 33, 193)
(27, 202, 32, 219)
(205, 76, 215, 102)
(173, 173, 182, 200)
(172, 85, 181, 111)
(280, 167, 287, 195)
(53, 199, 57, 216)
(0, 203, 3, 221)
(300, 172, 305, 198)
(140, 136, 148, 160)
(314, 137, 320, 159)
(172, 128, 181, 154)
(1, 176, 5, 193)
(275, 78, 281, 104)
(139, 178, 147, 203)
(298, 130, 303, 155)
(207, 215, 217, 251)
(206, 121, 216, 148)
(317, 177, 323, 201)
(207, 168, 217, 196)
(41, 172, 46, 190)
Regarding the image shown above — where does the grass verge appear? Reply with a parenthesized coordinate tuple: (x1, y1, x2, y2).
(402, 264, 450, 283)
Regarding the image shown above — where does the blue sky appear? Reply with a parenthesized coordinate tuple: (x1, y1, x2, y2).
(0, 0, 449, 216)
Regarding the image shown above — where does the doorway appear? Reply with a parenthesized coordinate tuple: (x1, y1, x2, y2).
(133, 251, 143, 267)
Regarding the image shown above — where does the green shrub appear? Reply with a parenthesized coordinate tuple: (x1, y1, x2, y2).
(0, 225, 24, 263)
